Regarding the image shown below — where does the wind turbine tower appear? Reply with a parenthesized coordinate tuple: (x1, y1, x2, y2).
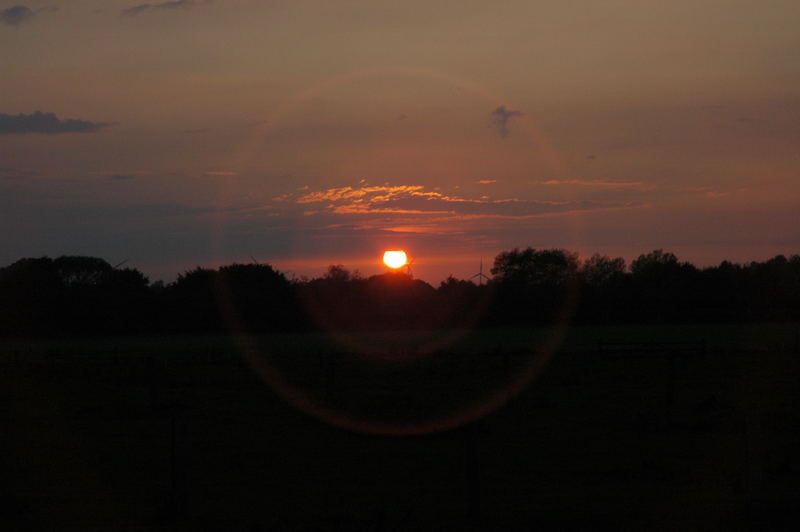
(470, 258, 490, 286)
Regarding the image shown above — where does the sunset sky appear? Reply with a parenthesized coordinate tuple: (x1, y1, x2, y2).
(2, 0, 799, 283)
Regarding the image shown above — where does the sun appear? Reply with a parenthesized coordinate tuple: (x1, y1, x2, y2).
(383, 250, 408, 269)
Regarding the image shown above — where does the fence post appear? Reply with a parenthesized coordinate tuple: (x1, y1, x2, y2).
(794, 328, 799, 354)
(326, 352, 337, 401)
(464, 423, 481, 529)
(170, 412, 177, 516)
(743, 411, 763, 496)
(664, 353, 676, 426)
(148, 356, 158, 407)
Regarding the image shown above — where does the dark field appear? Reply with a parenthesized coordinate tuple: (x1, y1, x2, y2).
(2, 324, 800, 531)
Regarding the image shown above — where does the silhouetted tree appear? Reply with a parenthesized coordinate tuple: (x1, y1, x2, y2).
(362, 272, 438, 329)
(438, 275, 477, 295)
(163, 263, 296, 332)
(3, 249, 800, 335)
(744, 254, 800, 320)
(300, 265, 365, 330)
(217, 263, 295, 331)
(579, 254, 629, 322)
(581, 254, 626, 287)
(53, 256, 114, 288)
(630, 249, 680, 276)
(437, 275, 493, 329)
(0, 256, 153, 334)
(491, 247, 579, 287)
(630, 249, 699, 321)
(0, 257, 63, 334)
(323, 264, 358, 283)
(163, 267, 221, 332)
(490, 248, 579, 324)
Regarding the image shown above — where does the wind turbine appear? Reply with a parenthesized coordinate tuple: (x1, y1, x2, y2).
(383, 250, 414, 277)
(470, 258, 490, 286)
(406, 255, 415, 278)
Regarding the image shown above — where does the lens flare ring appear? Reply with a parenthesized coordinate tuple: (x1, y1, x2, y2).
(207, 66, 580, 436)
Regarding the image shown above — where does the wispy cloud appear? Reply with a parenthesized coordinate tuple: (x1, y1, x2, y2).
(205, 171, 239, 177)
(0, 111, 109, 135)
(477, 179, 496, 184)
(677, 185, 747, 198)
(490, 105, 523, 138)
(122, 0, 195, 17)
(677, 186, 713, 193)
(536, 179, 650, 190)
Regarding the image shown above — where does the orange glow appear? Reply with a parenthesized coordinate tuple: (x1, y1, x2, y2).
(383, 250, 408, 269)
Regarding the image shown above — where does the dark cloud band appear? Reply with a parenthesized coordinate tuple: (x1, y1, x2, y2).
(0, 111, 108, 135)
(122, 0, 195, 17)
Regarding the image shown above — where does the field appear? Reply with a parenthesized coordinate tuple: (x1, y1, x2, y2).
(2, 323, 800, 530)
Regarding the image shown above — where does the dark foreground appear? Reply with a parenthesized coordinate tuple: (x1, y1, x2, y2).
(2, 324, 800, 531)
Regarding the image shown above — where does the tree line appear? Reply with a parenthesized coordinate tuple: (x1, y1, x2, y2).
(1, 249, 798, 336)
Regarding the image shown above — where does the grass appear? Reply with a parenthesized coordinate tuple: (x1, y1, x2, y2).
(1, 323, 799, 530)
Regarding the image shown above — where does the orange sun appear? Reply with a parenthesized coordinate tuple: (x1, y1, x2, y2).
(383, 250, 408, 269)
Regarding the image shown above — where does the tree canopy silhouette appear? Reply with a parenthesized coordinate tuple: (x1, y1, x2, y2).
(491, 247, 579, 287)
(1, 249, 799, 336)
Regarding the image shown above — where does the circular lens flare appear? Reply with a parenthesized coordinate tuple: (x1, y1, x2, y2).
(213, 68, 576, 436)
(383, 250, 408, 269)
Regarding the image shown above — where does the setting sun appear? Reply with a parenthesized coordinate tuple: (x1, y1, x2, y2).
(383, 250, 408, 269)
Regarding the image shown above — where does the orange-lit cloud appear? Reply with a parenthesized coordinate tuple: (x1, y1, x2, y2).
(281, 183, 644, 224)
(383, 226, 447, 233)
(331, 204, 451, 215)
(298, 185, 433, 203)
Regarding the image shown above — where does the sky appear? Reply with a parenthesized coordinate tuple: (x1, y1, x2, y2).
(1, 0, 799, 283)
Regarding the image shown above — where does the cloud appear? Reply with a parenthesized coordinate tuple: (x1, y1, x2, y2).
(205, 170, 238, 176)
(677, 185, 747, 198)
(677, 186, 712, 193)
(108, 174, 136, 181)
(1, 6, 35, 26)
(536, 179, 650, 190)
(288, 183, 641, 221)
(477, 179, 496, 184)
(297, 185, 436, 204)
(0, 111, 109, 135)
(122, 0, 195, 17)
(490, 105, 523, 138)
